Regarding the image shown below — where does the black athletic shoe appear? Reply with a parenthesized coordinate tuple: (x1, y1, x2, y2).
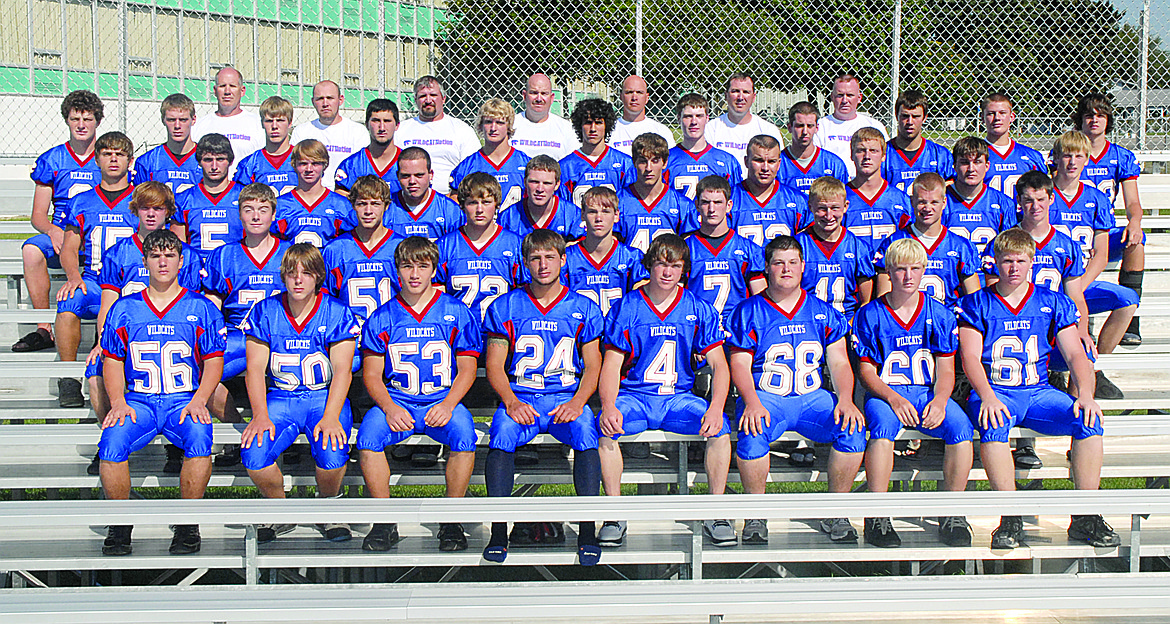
(1068, 514, 1121, 547)
(1120, 331, 1142, 347)
(102, 525, 133, 556)
(87, 452, 101, 476)
(1094, 371, 1124, 400)
(214, 444, 242, 467)
(58, 378, 84, 408)
(169, 524, 201, 555)
(438, 523, 468, 551)
(1013, 445, 1042, 470)
(938, 516, 973, 547)
(991, 516, 1024, 550)
(163, 444, 183, 474)
(864, 517, 901, 548)
(510, 522, 565, 545)
(257, 525, 277, 544)
(12, 328, 54, 353)
(362, 523, 401, 551)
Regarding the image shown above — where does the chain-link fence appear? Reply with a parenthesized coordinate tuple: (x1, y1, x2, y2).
(0, 0, 1166, 159)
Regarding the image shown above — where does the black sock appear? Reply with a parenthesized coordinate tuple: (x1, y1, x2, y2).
(574, 448, 601, 545)
(1119, 269, 1143, 335)
(485, 448, 516, 546)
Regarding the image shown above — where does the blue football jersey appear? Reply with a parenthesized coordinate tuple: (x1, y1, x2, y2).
(981, 228, 1084, 293)
(436, 226, 526, 320)
(851, 292, 958, 388)
(562, 241, 647, 316)
(558, 147, 637, 206)
(986, 140, 1046, 198)
(497, 196, 585, 241)
(201, 240, 290, 328)
(384, 190, 464, 241)
(1051, 183, 1115, 264)
(175, 182, 244, 258)
(725, 290, 849, 397)
(615, 185, 698, 252)
(778, 147, 849, 195)
(100, 233, 204, 296)
(64, 186, 138, 280)
(957, 284, 1080, 387)
(874, 226, 980, 308)
(665, 145, 743, 200)
(943, 184, 1017, 250)
(131, 145, 201, 193)
(729, 181, 808, 247)
(273, 188, 356, 247)
(244, 292, 360, 393)
(844, 181, 912, 249)
(796, 229, 876, 319)
(604, 287, 724, 395)
(100, 288, 227, 394)
(1082, 141, 1141, 206)
(685, 231, 764, 321)
(323, 231, 405, 320)
(31, 143, 101, 227)
(450, 148, 530, 209)
(483, 286, 605, 395)
(361, 291, 482, 403)
(882, 139, 956, 193)
(233, 149, 297, 196)
(334, 148, 402, 194)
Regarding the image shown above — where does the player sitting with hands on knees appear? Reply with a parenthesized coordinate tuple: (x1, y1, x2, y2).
(240, 243, 361, 544)
(97, 229, 226, 557)
(853, 237, 974, 548)
(958, 227, 1116, 549)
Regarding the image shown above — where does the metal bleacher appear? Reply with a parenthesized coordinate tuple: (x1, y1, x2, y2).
(6, 174, 1170, 620)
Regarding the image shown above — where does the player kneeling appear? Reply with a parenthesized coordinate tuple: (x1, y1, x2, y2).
(959, 228, 1117, 548)
(853, 238, 974, 548)
(240, 243, 360, 543)
(357, 236, 481, 552)
(482, 229, 605, 565)
(97, 229, 226, 556)
(597, 234, 733, 547)
(726, 235, 865, 544)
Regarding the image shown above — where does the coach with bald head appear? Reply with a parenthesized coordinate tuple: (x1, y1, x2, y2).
(608, 74, 675, 155)
(291, 80, 369, 189)
(191, 66, 263, 172)
(511, 73, 580, 160)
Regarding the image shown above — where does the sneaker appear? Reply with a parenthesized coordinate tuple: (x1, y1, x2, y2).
(214, 444, 242, 467)
(741, 519, 768, 545)
(411, 445, 441, 468)
(510, 522, 565, 545)
(362, 523, 401, 551)
(317, 523, 352, 542)
(597, 520, 627, 547)
(1094, 371, 1124, 400)
(623, 443, 650, 459)
(938, 516, 973, 547)
(790, 441, 816, 467)
(257, 525, 277, 544)
(87, 452, 100, 476)
(864, 517, 901, 548)
(1012, 445, 1043, 470)
(991, 515, 1024, 549)
(819, 518, 858, 542)
(1068, 514, 1121, 547)
(102, 525, 133, 556)
(1120, 331, 1142, 346)
(169, 524, 201, 555)
(163, 444, 183, 474)
(58, 378, 84, 408)
(438, 523, 467, 551)
(703, 519, 737, 547)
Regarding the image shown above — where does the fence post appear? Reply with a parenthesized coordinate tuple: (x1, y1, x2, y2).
(1140, 0, 1151, 151)
(118, 0, 128, 132)
(890, 0, 902, 130)
(635, 0, 644, 77)
(378, 0, 386, 95)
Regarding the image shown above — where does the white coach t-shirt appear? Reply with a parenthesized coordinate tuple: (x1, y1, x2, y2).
(705, 113, 786, 176)
(191, 109, 264, 177)
(609, 117, 676, 155)
(395, 114, 480, 195)
(291, 116, 369, 190)
(813, 113, 889, 178)
(512, 113, 581, 161)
